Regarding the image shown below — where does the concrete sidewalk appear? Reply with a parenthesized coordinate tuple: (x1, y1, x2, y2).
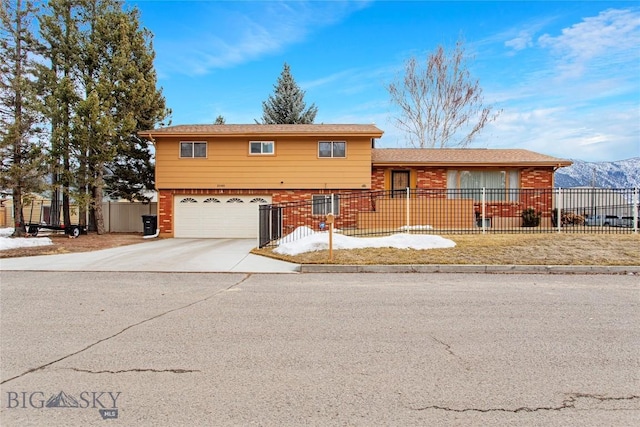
(0, 238, 300, 273)
(300, 263, 640, 274)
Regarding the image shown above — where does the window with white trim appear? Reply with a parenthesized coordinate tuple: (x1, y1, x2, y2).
(447, 170, 519, 201)
(180, 141, 207, 158)
(249, 141, 274, 155)
(318, 141, 346, 158)
(312, 194, 340, 215)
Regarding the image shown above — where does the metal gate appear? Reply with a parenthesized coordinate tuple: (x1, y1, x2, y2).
(258, 205, 282, 247)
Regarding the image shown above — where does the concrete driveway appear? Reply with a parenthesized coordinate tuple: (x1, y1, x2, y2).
(0, 238, 299, 273)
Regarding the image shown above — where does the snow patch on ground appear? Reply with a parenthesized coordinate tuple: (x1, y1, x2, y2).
(0, 227, 53, 251)
(274, 226, 455, 256)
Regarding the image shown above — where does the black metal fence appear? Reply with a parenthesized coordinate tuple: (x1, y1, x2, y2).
(259, 188, 639, 247)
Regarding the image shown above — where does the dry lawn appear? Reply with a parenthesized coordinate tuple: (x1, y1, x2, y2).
(0, 232, 144, 259)
(252, 233, 640, 266)
(2, 231, 638, 267)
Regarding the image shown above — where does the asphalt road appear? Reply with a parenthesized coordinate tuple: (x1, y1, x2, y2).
(1, 272, 639, 426)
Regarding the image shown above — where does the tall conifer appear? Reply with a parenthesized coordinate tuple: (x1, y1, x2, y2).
(0, 0, 48, 236)
(39, 0, 169, 232)
(259, 63, 317, 124)
(38, 0, 82, 228)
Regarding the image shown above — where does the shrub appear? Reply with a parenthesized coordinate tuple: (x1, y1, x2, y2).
(522, 207, 541, 227)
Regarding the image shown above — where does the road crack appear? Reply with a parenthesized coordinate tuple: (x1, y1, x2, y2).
(1, 274, 251, 385)
(67, 368, 199, 374)
(430, 335, 470, 371)
(430, 336, 456, 358)
(409, 393, 640, 413)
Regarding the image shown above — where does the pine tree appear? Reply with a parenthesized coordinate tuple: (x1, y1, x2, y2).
(259, 63, 317, 124)
(38, 0, 83, 228)
(104, 136, 155, 202)
(99, 4, 170, 210)
(76, 1, 169, 232)
(0, 0, 48, 237)
(39, 0, 169, 232)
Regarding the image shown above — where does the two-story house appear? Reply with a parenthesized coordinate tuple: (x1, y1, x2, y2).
(141, 124, 571, 238)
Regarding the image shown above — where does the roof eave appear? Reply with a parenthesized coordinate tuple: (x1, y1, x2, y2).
(372, 161, 573, 168)
(138, 131, 383, 139)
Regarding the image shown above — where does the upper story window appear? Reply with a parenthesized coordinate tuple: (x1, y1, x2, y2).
(318, 141, 346, 158)
(250, 141, 275, 155)
(180, 141, 207, 158)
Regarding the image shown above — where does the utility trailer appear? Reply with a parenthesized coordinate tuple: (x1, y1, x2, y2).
(25, 199, 86, 237)
(26, 222, 86, 238)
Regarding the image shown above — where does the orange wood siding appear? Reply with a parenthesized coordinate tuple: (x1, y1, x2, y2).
(155, 136, 372, 190)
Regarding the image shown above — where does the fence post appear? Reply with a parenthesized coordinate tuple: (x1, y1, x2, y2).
(556, 188, 562, 233)
(634, 188, 638, 234)
(329, 193, 334, 217)
(406, 187, 410, 232)
(481, 187, 486, 234)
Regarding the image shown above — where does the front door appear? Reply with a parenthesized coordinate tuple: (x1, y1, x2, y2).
(391, 170, 410, 197)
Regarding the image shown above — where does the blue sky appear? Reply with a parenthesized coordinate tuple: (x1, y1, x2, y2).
(128, 1, 640, 162)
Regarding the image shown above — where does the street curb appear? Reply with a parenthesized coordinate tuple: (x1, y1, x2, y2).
(299, 264, 640, 274)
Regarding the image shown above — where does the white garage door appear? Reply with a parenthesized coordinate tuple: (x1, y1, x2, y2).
(174, 195, 271, 238)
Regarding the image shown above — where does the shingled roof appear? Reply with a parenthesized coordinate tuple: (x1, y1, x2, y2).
(140, 124, 383, 138)
(372, 148, 572, 167)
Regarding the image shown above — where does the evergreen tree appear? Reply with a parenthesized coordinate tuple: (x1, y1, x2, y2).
(104, 136, 155, 202)
(258, 62, 317, 124)
(99, 4, 170, 208)
(38, 0, 83, 228)
(39, 0, 169, 232)
(0, 0, 48, 237)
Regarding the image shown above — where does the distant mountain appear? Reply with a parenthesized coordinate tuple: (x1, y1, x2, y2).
(555, 157, 640, 188)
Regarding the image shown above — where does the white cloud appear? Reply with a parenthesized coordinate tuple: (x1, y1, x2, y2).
(505, 31, 534, 51)
(155, 1, 371, 76)
(303, 69, 358, 90)
(537, 8, 640, 80)
(481, 15, 556, 54)
(476, 8, 640, 161)
(476, 102, 640, 162)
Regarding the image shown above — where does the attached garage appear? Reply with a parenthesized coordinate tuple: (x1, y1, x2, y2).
(173, 195, 271, 238)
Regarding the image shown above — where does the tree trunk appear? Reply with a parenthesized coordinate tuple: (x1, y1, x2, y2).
(62, 189, 71, 227)
(93, 168, 106, 235)
(79, 199, 87, 229)
(12, 188, 26, 237)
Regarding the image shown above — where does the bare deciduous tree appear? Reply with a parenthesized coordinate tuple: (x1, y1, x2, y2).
(387, 39, 500, 148)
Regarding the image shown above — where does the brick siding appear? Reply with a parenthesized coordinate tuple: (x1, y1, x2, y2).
(159, 167, 557, 236)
